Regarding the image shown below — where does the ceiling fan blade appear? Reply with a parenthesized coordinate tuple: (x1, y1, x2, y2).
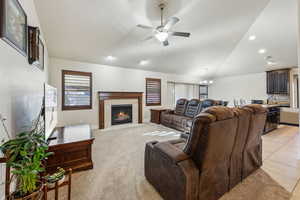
(163, 17, 180, 30)
(171, 31, 191, 37)
(163, 40, 169, 46)
(144, 35, 154, 41)
(137, 24, 154, 30)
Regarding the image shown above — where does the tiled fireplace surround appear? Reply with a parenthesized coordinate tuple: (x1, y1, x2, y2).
(98, 92, 143, 129)
(104, 99, 138, 129)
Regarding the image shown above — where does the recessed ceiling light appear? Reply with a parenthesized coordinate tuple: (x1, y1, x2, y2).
(258, 49, 267, 54)
(249, 35, 256, 41)
(106, 56, 116, 61)
(139, 60, 149, 66)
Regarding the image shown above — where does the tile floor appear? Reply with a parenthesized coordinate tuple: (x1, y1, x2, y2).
(261, 125, 300, 199)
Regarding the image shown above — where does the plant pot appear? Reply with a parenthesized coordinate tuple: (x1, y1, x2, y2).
(10, 185, 44, 200)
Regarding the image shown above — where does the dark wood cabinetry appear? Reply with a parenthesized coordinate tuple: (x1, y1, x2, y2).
(263, 106, 280, 134)
(267, 69, 290, 95)
(150, 109, 167, 124)
(46, 125, 94, 174)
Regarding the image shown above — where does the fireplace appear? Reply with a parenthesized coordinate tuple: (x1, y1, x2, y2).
(111, 104, 133, 125)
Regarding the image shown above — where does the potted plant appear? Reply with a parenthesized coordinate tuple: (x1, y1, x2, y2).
(0, 111, 53, 200)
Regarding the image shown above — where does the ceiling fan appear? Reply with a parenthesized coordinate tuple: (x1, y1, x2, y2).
(137, 3, 191, 46)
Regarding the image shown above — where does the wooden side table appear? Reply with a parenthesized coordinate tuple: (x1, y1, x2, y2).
(44, 169, 72, 200)
(46, 124, 94, 174)
(150, 109, 167, 124)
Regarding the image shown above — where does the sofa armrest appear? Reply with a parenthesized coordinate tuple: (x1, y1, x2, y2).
(163, 109, 175, 115)
(154, 141, 189, 164)
(145, 141, 198, 200)
(180, 133, 189, 140)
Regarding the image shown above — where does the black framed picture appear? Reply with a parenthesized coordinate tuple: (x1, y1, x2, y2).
(36, 38, 44, 70)
(0, 0, 27, 56)
(28, 26, 40, 64)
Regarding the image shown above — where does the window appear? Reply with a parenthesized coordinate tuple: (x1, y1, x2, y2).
(146, 78, 161, 106)
(167, 82, 200, 106)
(199, 85, 208, 99)
(62, 70, 92, 110)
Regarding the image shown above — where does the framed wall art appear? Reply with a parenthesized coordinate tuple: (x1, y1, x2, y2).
(0, 0, 27, 56)
(28, 26, 40, 64)
(37, 38, 44, 70)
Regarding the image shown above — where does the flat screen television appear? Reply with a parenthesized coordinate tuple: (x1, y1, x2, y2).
(44, 83, 58, 140)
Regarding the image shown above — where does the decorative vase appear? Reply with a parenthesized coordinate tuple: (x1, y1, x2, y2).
(46, 175, 65, 188)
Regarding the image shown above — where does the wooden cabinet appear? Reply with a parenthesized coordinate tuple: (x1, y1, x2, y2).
(46, 125, 94, 174)
(267, 69, 289, 95)
(150, 109, 167, 124)
(263, 106, 280, 134)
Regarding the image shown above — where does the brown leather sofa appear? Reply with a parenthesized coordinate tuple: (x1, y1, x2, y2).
(161, 99, 218, 132)
(161, 99, 198, 132)
(145, 105, 267, 200)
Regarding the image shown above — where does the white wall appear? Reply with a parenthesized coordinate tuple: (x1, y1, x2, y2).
(209, 72, 268, 106)
(298, 0, 300, 123)
(49, 58, 201, 129)
(0, 0, 49, 198)
(0, 1, 49, 138)
(290, 68, 299, 108)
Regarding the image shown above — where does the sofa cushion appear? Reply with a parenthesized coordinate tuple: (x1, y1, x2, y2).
(161, 112, 174, 125)
(198, 99, 216, 113)
(184, 99, 200, 118)
(203, 106, 235, 121)
(174, 98, 188, 115)
(173, 115, 190, 126)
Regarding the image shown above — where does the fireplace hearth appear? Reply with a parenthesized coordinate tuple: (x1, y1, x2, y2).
(111, 104, 133, 125)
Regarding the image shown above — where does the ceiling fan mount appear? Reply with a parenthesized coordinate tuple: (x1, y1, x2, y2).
(137, 3, 191, 46)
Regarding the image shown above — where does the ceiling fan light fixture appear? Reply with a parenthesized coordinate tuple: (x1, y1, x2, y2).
(155, 32, 168, 42)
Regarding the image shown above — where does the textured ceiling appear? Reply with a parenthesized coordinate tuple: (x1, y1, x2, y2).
(34, 0, 298, 78)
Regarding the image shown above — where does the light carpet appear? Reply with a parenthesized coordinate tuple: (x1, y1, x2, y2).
(49, 123, 291, 200)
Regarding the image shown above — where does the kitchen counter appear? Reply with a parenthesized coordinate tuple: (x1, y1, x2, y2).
(281, 107, 299, 112)
(280, 107, 299, 126)
(262, 104, 281, 108)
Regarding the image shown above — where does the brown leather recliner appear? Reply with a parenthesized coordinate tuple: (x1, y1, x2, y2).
(161, 98, 188, 128)
(229, 107, 252, 189)
(229, 104, 267, 189)
(161, 99, 200, 132)
(242, 104, 267, 179)
(197, 99, 217, 113)
(145, 105, 267, 200)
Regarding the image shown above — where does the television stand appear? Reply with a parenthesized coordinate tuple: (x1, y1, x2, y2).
(46, 124, 94, 174)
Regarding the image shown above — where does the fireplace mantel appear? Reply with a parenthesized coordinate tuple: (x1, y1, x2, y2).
(98, 91, 143, 129)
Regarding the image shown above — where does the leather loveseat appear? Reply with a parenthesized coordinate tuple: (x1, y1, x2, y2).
(145, 105, 267, 200)
(161, 98, 218, 132)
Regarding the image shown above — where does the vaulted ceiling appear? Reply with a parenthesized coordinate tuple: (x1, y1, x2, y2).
(34, 0, 298, 78)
